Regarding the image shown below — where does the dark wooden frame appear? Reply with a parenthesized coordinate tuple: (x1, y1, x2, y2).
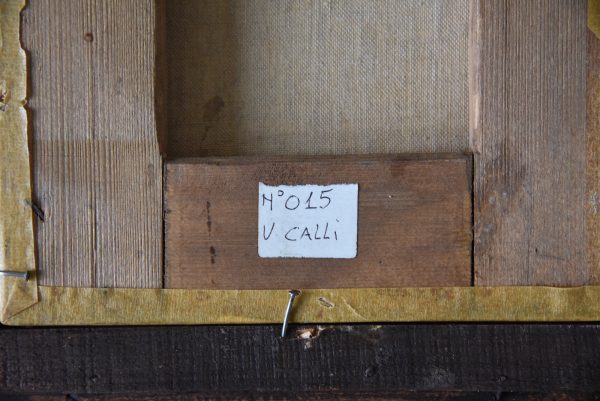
(1, 324, 600, 398)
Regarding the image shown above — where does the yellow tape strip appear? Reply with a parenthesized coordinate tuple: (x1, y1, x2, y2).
(590, 0, 600, 39)
(2, 285, 600, 325)
(0, 0, 38, 322)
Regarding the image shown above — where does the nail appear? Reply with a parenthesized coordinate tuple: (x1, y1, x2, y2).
(281, 289, 300, 337)
(0, 271, 28, 280)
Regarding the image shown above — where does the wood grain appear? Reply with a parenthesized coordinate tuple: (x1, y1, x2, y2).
(22, 0, 163, 287)
(588, 29, 600, 283)
(1, 324, 600, 394)
(164, 155, 471, 289)
(4, 392, 598, 401)
(472, 0, 588, 286)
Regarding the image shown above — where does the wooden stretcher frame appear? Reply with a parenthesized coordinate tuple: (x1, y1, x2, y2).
(1, 0, 599, 325)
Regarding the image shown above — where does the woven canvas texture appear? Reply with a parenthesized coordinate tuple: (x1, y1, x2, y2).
(167, 0, 469, 156)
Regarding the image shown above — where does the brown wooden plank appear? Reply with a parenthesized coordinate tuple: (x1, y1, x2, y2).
(1, 324, 600, 394)
(588, 29, 600, 283)
(472, 0, 588, 286)
(22, 0, 163, 287)
(164, 155, 471, 289)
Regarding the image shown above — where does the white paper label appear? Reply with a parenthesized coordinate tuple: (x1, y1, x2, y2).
(258, 183, 358, 258)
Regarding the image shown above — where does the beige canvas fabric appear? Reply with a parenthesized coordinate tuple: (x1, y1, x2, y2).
(167, 0, 469, 157)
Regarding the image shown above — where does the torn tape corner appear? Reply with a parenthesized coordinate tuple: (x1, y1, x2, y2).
(0, 280, 38, 324)
(0, 0, 40, 323)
